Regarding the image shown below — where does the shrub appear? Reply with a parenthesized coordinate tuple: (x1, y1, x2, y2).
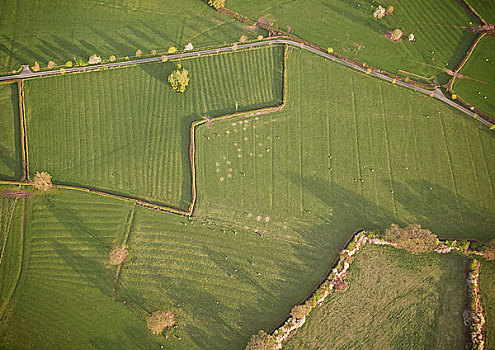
(168, 66, 189, 93)
(109, 55, 116, 62)
(347, 240, 356, 251)
(161, 55, 168, 63)
(386, 6, 394, 15)
(109, 245, 128, 265)
(47, 61, 57, 69)
(257, 35, 264, 40)
(327, 47, 334, 53)
(146, 310, 175, 335)
(88, 55, 102, 64)
(239, 35, 248, 43)
(168, 46, 177, 54)
(60, 68, 66, 74)
(290, 304, 309, 319)
(151, 49, 157, 55)
(245, 330, 277, 350)
(136, 49, 142, 57)
(205, 0, 225, 10)
(455, 240, 470, 251)
(65, 60, 73, 67)
(33, 172, 53, 191)
(390, 29, 403, 41)
(469, 259, 478, 271)
(383, 224, 439, 253)
(32, 62, 40, 72)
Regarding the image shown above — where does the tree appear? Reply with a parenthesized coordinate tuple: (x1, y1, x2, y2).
(290, 305, 309, 319)
(146, 310, 175, 335)
(168, 66, 189, 93)
(168, 46, 177, 54)
(390, 29, 403, 41)
(88, 55, 101, 64)
(205, 0, 225, 10)
(109, 55, 116, 62)
(383, 224, 439, 253)
(47, 61, 57, 69)
(386, 5, 394, 15)
(33, 172, 53, 191)
(32, 62, 40, 72)
(373, 5, 386, 19)
(109, 245, 128, 265)
(65, 61, 73, 67)
(151, 49, 157, 55)
(245, 330, 277, 350)
(136, 49, 142, 57)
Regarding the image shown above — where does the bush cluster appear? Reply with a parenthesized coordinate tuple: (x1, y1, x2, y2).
(383, 224, 439, 253)
(245, 330, 277, 350)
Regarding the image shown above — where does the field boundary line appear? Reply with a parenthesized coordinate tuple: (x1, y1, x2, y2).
(458, 0, 488, 26)
(0, 197, 26, 322)
(17, 80, 29, 181)
(438, 114, 465, 224)
(113, 203, 136, 298)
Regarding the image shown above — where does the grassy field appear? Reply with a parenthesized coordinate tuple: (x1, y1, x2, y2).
(453, 35, 495, 118)
(480, 260, 495, 349)
(196, 47, 495, 246)
(227, 0, 479, 84)
(25, 46, 283, 209)
(0, 82, 21, 180)
(283, 245, 467, 349)
(118, 206, 331, 349)
(467, 0, 495, 23)
(0, 0, 263, 73)
(0, 185, 25, 315)
(0, 189, 168, 349)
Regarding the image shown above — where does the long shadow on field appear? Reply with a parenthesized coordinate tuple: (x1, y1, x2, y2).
(288, 174, 402, 243)
(44, 196, 111, 253)
(89, 28, 135, 57)
(53, 241, 113, 298)
(388, 179, 495, 241)
(320, 1, 389, 33)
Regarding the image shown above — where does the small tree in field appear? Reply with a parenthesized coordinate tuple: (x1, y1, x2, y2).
(390, 29, 403, 41)
(47, 61, 57, 69)
(109, 245, 128, 265)
(146, 310, 175, 335)
(245, 330, 277, 350)
(33, 172, 53, 191)
(290, 304, 310, 319)
(383, 224, 439, 253)
(168, 66, 189, 93)
(136, 49, 142, 57)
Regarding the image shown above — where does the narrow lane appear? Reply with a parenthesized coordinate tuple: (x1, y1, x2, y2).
(1, 39, 491, 127)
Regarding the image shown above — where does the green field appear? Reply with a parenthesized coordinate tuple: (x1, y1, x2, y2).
(25, 46, 283, 209)
(0, 186, 25, 315)
(118, 206, 331, 349)
(480, 260, 495, 349)
(467, 0, 495, 23)
(283, 245, 467, 349)
(0, 83, 21, 180)
(227, 0, 479, 84)
(0, 189, 168, 349)
(453, 35, 495, 118)
(196, 47, 495, 244)
(0, 0, 263, 73)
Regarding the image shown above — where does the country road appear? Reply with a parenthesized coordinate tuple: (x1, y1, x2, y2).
(0, 38, 491, 128)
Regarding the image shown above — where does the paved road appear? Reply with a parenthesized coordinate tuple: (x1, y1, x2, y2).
(0, 39, 491, 127)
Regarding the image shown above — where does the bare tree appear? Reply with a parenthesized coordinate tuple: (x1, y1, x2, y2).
(33, 172, 53, 191)
(146, 310, 175, 335)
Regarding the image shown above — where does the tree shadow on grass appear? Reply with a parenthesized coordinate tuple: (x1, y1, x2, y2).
(44, 195, 111, 253)
(388, 179, 495, 241)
